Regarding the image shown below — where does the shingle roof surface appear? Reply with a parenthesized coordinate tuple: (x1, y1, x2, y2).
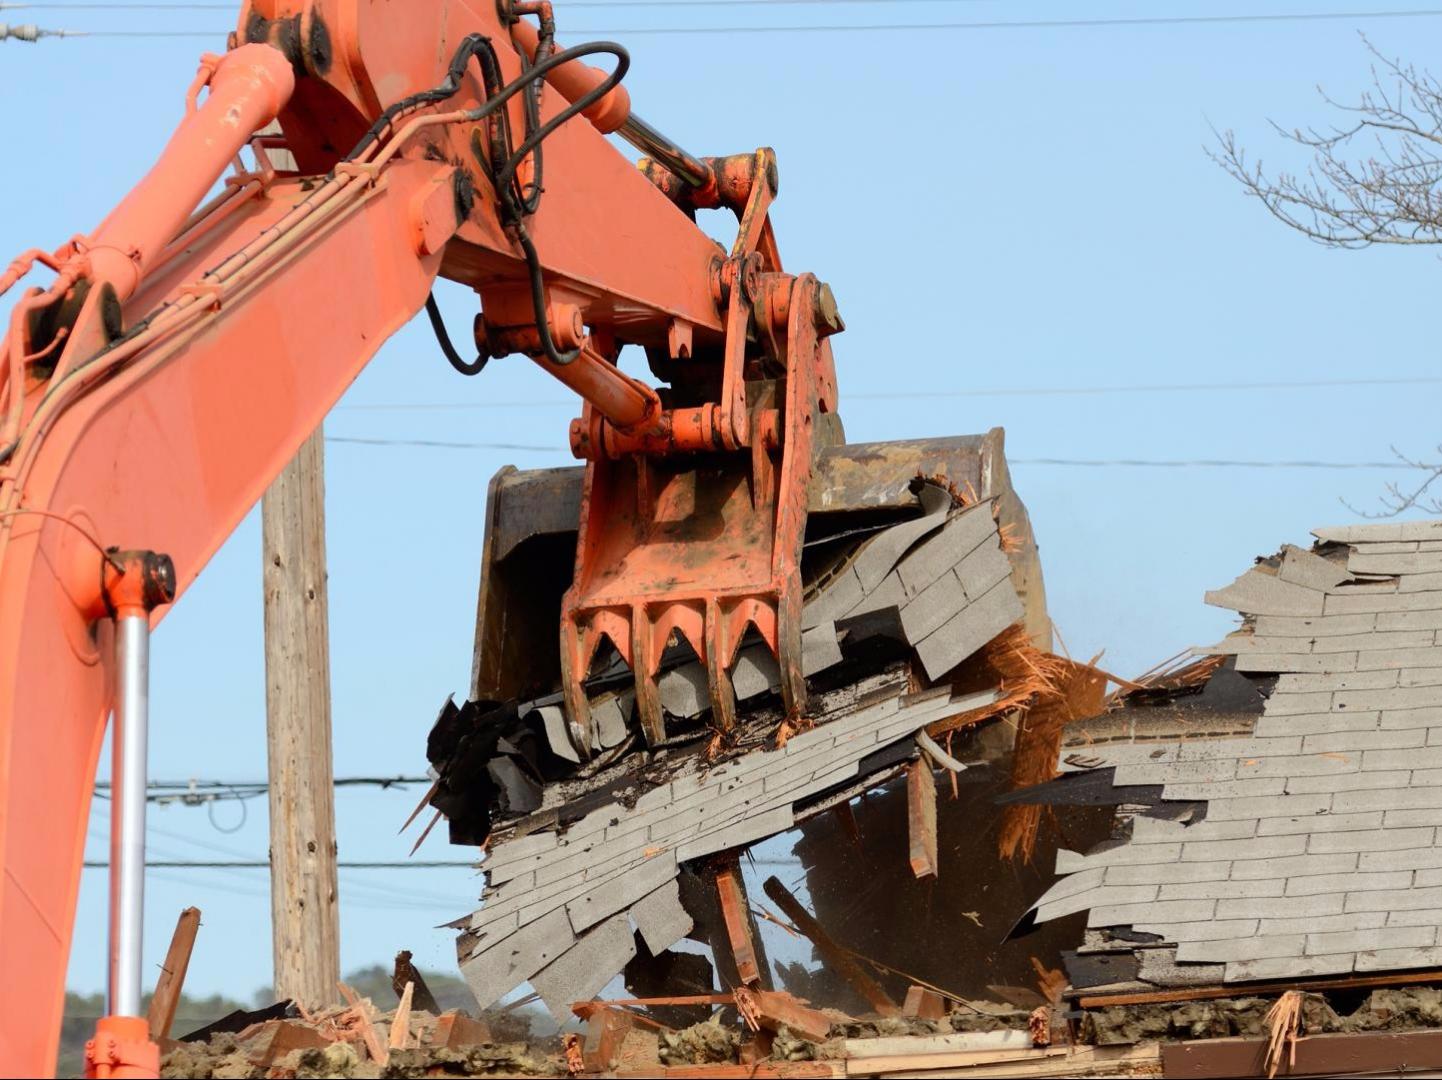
(1028, 522, 1442, 984)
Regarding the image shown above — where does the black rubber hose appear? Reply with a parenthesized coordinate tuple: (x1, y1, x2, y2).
(424, 292, 488, 376)
(351, 36, 631, 371)
(486, 42, 630, 366)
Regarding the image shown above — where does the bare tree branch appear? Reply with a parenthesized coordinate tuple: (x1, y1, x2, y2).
(1341, 445, 1442, 518)
(1214, 36, 1441, 521)
(1209, 35, 1442, 247)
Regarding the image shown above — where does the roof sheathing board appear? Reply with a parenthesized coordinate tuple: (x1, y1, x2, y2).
(1026, 523, 1442, 986)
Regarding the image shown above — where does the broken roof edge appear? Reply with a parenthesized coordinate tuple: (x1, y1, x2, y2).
(1017, 523, 1442, 992)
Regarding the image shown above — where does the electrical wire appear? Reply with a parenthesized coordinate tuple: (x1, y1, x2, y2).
(82, 859, 477, 868)
(323, 437, 1437, 469)
(565, 9, 1442, 32)
(94, 774, 434, 805)
(333, 374, 1442, 411)
(26, 10, 1442, 38)
(326, 435, 558, 451)
(2, 0, 1038, 8)
(87, 804, 473, 907)
(1010, 457, 1438, 469)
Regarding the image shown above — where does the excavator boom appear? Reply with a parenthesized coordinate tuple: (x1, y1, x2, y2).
(0, 1, 843, 1072)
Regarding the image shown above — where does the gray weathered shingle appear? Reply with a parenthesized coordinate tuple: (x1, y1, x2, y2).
(1024, 524, 1442, 986)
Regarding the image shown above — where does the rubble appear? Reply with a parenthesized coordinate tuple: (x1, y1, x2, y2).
(159, 1000, 565, 1078)
(416, 478, 1051, 1023)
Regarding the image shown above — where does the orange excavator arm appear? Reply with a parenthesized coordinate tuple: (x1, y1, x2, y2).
(0, 0, 842, 1074)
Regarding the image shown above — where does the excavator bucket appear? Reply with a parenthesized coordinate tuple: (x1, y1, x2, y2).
(468, 427, 1049, 730)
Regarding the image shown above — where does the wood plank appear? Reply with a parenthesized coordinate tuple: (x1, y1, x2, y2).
(1162, 1028, 1442, 1079)
(844, 1046, 1065, 1076)
(762, 875, 901, 1018)
(895, 1043, 1160, 1078)
(147, 907, 200, 1040)
(845, 1031, 1033, 1059)
(336, 981, 387, 1066)
(1077, 967, 1442, 1008)
(246, 1020, 332, 1067)
(582, 1007, 636, 1072)
(635, 1063, 840, 1078)
(749, 989, 832, 1043)
(902, 985, 947, 1021)
(907, 759, 938, 879)
(715, 858, 762, 986)
(430, 1010, 493, 1049)
(263, 428, 340, 1010)
(388, 981, 413, 1050)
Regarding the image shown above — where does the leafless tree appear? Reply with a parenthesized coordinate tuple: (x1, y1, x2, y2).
(1212, 36, 1442, 246)
(1211, 36, 1441, 517)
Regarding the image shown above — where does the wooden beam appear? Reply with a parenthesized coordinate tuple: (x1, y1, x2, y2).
(582, 1007, 637, 1072)
(901, 985, 947, 1021)
(761, 876, 900, 1018)
(263, 429, 340, 1010)
(714, 859, 763, 986)
(906, 759, 938, 879)
(1076, 967, 1442, 1009)
(337, 981, 388, 1066)
(1163, 1028, 1442, 1079)
(388, 981, 414, 1050)
(147, 907, 201, 1040)
(748, 989, 831, 1043)
(430, 1010, 493, 1049)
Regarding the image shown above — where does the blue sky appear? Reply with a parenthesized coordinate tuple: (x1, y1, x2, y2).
(3, 1, 1439, 1001)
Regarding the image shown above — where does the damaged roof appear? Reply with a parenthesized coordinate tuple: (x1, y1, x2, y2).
(451, 492, 1029, 1021)
(1024, 519, 1442, 988)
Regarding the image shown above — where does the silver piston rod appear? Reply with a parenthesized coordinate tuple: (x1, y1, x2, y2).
(100, 549, 176, 1020)
(108, 612, 150, 1018)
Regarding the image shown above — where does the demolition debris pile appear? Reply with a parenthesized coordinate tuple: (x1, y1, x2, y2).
(161, 519, 1442, 1078)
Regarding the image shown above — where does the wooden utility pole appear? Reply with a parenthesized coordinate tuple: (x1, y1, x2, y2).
(262, 428, 340, 1008)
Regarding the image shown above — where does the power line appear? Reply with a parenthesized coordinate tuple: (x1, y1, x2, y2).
(0, 0, 1047, 7)
(325, 438, 1435, 469)
(326, 435, 555, 451)
(334, 374, 1442, 412)
(83, 856, 800, 868)
(566, 9, 1442, 32)
(1008, 457, 1436, 469)
(0, 0, 1017, 7)
(17, 8, 1442, 39)
(94, 774, 431, 805)
(83, 859, 477, 869)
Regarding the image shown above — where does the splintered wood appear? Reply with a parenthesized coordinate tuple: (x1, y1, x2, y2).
(998, 656, 1107, 862)
(761, 875, 901, 1018)
(148, 907, 201, 1041)
(714, 859, 763, 986)
(736, 987, 832, 1043)
(905, 759, 938, 880)
(388, 981, 414, 1050)
(337, 981, 389, 1066)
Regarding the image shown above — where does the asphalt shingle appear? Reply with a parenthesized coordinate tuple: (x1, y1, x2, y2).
(1023, 522, 1442, 987)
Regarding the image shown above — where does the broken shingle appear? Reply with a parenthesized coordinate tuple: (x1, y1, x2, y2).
(630, 879, 694, 956)
(1021, 523, 1442, 988)
(529, 912, 637, 1022)
(914, 578, 1024, 681)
